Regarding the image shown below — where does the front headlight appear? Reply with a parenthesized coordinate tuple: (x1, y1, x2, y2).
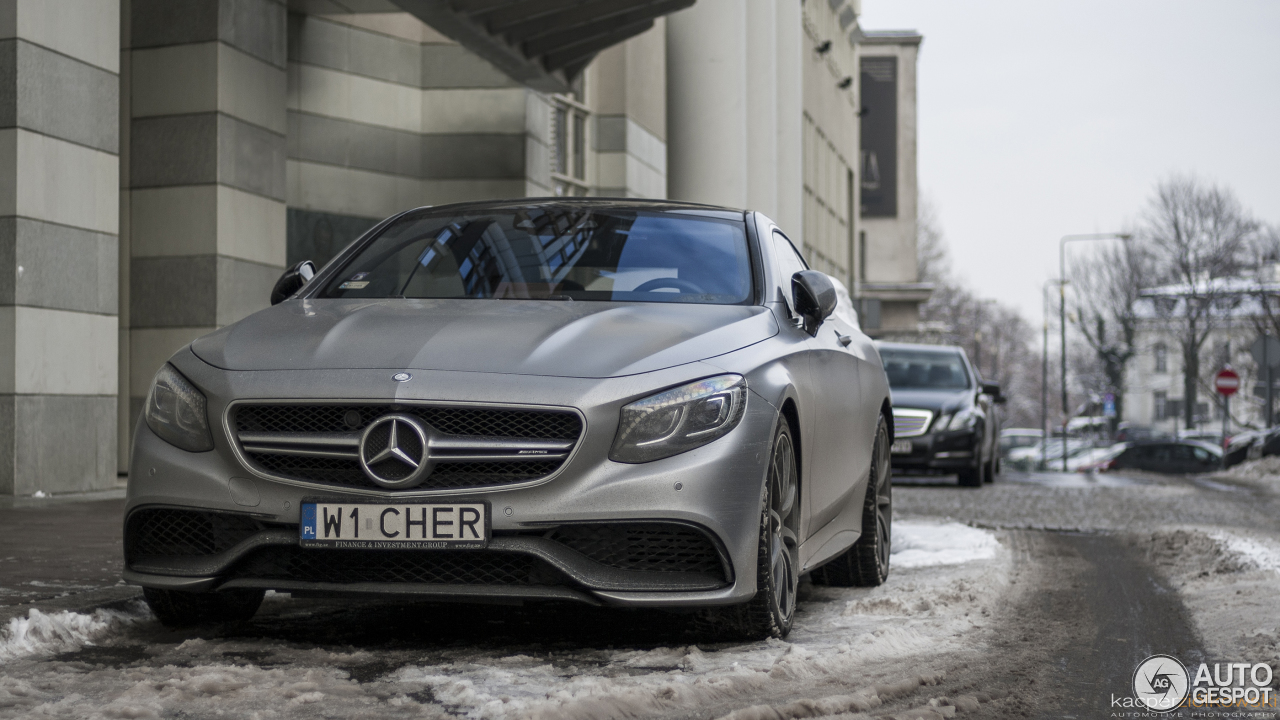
(144, 364, 214, 452)
(610, 375, 747, 463)
(946, 407, 978, 431)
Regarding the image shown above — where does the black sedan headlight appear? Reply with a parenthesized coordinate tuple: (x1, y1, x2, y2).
(610, 375, 747, 463)
(144, 364, 214, 452)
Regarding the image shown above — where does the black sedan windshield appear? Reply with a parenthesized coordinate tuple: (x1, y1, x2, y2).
(319, 205, 752, 304)
(880, 348, 971, 390)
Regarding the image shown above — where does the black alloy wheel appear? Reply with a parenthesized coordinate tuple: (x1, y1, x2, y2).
(811, 415, 893, 587)
(699, 418, 800, 640)
(143, 587, 265, 628)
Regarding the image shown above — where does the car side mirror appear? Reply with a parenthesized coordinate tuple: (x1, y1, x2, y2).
(982, 381, 1005, 404)
(791, 270, 836, 336)
(270, 260, 316, 305)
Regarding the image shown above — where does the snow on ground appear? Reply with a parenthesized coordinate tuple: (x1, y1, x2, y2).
(0, 521, 1008, 719)
(1137, 526, 1280, 669)
(0, 602, 150, 662)
(889, 520, 999, 569)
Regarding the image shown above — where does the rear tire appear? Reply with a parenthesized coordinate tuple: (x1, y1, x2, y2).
(697, 419, 800, 640)
(143, 587, 264, 628)
(811, 416, 892, 588)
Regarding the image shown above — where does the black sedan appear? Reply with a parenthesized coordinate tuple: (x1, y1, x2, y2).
(877, 342, 1002, 487)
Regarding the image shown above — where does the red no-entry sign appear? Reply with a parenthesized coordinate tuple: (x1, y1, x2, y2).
(1215, 368, 1240, 396)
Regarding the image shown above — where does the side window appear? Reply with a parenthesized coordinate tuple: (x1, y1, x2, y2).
(772, 231, 808, 287)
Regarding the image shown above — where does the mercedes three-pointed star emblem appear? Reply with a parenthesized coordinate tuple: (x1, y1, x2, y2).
(358, 414, 434, 489)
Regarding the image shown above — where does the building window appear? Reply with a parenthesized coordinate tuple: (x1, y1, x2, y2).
(1154, 343, 1167, 373)
(551, 95, 588, 197)
(1154, 391, 1166, 420)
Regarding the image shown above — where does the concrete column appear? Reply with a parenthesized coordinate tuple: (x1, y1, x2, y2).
(587, 21, 667, 199)
(0, 0, 121, 495)
(745, 0, 776, 218)
(774, 0, 804, 239)
(666, 0, 748, 208)
(124, 0, 287, 460)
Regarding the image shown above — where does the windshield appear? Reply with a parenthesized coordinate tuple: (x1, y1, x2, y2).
(880, 348, 972, 390)
(318, 206, 753, 304)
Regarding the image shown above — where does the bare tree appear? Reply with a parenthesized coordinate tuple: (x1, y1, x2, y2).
(915, 199, 1044, 427)
(917, 195, 949, 285)
(1068, 237, 1151, 425)
(1142, 175, 1259, 428)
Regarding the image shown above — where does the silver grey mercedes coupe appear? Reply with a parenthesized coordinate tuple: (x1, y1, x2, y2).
(125, 199, 893, 640)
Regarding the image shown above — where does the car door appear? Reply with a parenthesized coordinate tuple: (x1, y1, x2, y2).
(772, 231, 870, 533)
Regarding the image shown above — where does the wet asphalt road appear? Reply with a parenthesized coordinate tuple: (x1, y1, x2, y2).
(894, 468, 1277, 719)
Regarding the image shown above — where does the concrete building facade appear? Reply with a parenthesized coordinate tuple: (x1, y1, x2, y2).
(854, 30, 930, 336)
(3, 0, 926, 495)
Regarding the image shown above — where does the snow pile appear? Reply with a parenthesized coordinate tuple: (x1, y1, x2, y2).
(1213, 456, 1280, 493)
(0, 603, 150, 663)
(1209, 531, 1280, 574)
(890, 520, 999, 568)
(380, 525, 1007, 720)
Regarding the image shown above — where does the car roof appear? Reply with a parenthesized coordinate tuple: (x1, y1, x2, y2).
(874, 341, 966, 355)
(396, 197, 748, 222)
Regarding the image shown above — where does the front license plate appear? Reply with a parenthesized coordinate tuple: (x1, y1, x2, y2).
(300, 501, 489, 549)
(891, 440, 913, 455)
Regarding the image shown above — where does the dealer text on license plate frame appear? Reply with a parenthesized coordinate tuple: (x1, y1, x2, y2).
(300, 499, 489, 549)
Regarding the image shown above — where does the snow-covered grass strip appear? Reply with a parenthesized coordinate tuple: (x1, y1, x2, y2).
(0, 602, 151, 663)
(890, 520, 999, 568)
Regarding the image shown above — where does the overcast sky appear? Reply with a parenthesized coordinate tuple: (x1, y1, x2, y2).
(856, 0, 1280, 322)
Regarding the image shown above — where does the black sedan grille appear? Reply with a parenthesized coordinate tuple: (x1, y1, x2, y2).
(231, 403, 582, 491)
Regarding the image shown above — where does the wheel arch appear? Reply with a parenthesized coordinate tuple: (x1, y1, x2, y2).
(881, 399, 894, 443)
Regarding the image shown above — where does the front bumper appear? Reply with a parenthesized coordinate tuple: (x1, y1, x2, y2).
(125, 354, 777, 608)
(890, 429, 979, 473)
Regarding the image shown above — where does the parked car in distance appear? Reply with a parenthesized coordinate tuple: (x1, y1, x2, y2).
(1223, 429, 1266, 468)
(1083, 440, 1223, 474)
(878, 342, 1002, 487)
(124, 199, 895, 641)
(1006, 437, 1093, 472)
(999, 428, 1043, 458)
(1178, 429, 1225, 447)
(1113, 423, 1166, 443)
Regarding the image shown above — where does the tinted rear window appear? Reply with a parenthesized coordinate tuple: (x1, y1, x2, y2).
(318, 206, 753, 305)
(880, 348, 971, 390)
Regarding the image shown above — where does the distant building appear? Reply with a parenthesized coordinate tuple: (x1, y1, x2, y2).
(1125, 275, 1278, 435)
(0, 0, 927, 494)
(854, 30, 932, 337)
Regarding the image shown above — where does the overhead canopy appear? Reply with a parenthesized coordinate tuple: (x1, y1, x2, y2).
(393, 0, 694, 92)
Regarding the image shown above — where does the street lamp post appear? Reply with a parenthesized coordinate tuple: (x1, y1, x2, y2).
(1041, 280, 1058, 472)
(1059, 232, 1132, 472)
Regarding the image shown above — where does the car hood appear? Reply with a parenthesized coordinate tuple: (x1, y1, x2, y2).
(190, 299, 779, 378)
(889, 388, 974, 414)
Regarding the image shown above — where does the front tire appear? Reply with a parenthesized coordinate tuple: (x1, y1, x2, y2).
(811, 415, 892, 587)
(698, 419, 800, 640)
(143, 587, 264, 628)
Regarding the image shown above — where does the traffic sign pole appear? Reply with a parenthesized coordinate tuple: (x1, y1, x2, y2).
(1215, 367, 1240, 443)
